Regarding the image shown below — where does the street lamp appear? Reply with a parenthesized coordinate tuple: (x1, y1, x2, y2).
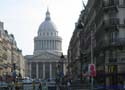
(60, 54, 65, 74)
(57, 53, 65, 85)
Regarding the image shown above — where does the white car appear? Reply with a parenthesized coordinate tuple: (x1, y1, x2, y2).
(23, 79, 33, 84)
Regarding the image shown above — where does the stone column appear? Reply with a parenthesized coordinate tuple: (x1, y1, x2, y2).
(59, 41, 61, 50)
(53, 40, 54, 49)
(54, 40, 56, 50)
(43, 63, 45, 79)
(45, 40, 47, 49)
(53, 40, 55, 50)
(36, 62, 39, 79)
(43, 40, 45, 49)
(48, 40, 50, 49)
(47, 40, 49, 49)
(41, 40, 43, 49)
(46, 40, 47, 49)
(55, 40, 57, 50)
(41, 40, 42, 49)
(50, 63, 52, 79)
(52, 40, 53, 49)
(38, 40, 40, 49)
(50, 40, 51, 49)
(29, 63, 32, 78)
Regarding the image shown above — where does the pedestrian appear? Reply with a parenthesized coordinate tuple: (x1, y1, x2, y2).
(38, 82, 42, 90)
(15, 81, 19, 90)
(67, 81, 71, 90)
(11, 81, 14, 90)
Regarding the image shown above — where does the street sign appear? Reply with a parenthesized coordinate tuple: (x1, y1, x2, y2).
(88, 64, 96, 77)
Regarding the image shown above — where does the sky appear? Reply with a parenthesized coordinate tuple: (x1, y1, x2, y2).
(0, 0, 87, 55)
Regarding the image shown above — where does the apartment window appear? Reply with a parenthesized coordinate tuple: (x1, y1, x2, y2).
(123, 0, 125, 5)
(110, 31, 118, 42)
(109, 0, 119, 5)
(109, 0, 114, 5)
(109, 11, 116, 18)
(109, 58, 117, 62)
(110, 18, 119, 25)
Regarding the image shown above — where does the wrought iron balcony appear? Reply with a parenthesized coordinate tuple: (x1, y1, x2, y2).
(103, 0, 119, 11)
(95, 38, 125, 51)
(103, 18, 120, 28)
(104, 38, 125, 47)
(103, 0, 119, 6)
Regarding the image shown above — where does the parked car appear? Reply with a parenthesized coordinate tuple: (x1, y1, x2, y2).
(34, 79, 40, 83)
(0, 81, 8, 90)
(22, 79, 33, 84)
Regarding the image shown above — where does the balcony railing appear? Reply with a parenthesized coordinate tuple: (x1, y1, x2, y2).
(103, 0, 119, 7)
(103, 18, 120, 27)
(104, 38, 125, 46)
(95, 38, 125, 50)
(103, 0, 119, 12)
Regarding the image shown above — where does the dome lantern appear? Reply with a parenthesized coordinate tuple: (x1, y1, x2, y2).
(45, 9, 51, 21)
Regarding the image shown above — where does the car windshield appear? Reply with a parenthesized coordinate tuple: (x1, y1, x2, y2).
(23, 79, 32, 83)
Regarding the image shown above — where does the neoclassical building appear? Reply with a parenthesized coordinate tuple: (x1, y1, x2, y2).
(25, 10, 62, 79)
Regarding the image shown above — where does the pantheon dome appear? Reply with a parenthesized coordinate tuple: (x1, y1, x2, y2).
(38, 10, 57, 33)
(25, 9, 64, 80)
(34, 9, 62, 55)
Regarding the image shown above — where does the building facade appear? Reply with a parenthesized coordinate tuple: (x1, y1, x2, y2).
(67, 22, 83, 80)
(0, 21, 25, 79)
(68, 0, 125, 88)
(25, 10, 63, 80)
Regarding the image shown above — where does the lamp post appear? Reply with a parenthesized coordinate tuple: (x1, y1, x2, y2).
(60, 54, 65, 74)
(57, 53, 65, 89)
(59, 54, 65, 82)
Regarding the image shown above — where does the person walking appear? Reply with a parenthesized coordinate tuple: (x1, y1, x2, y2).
(67, 81, 71, 90)
(38, 82, 42, 90)
(15, 81, 19, 90)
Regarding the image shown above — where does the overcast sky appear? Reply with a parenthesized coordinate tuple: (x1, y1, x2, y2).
(0, 0, 87, 55)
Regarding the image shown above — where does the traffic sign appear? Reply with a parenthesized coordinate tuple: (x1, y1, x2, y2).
(88, 64, 96, 77)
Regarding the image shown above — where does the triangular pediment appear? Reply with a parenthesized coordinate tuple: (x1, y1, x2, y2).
(32, 52, 60, 60)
